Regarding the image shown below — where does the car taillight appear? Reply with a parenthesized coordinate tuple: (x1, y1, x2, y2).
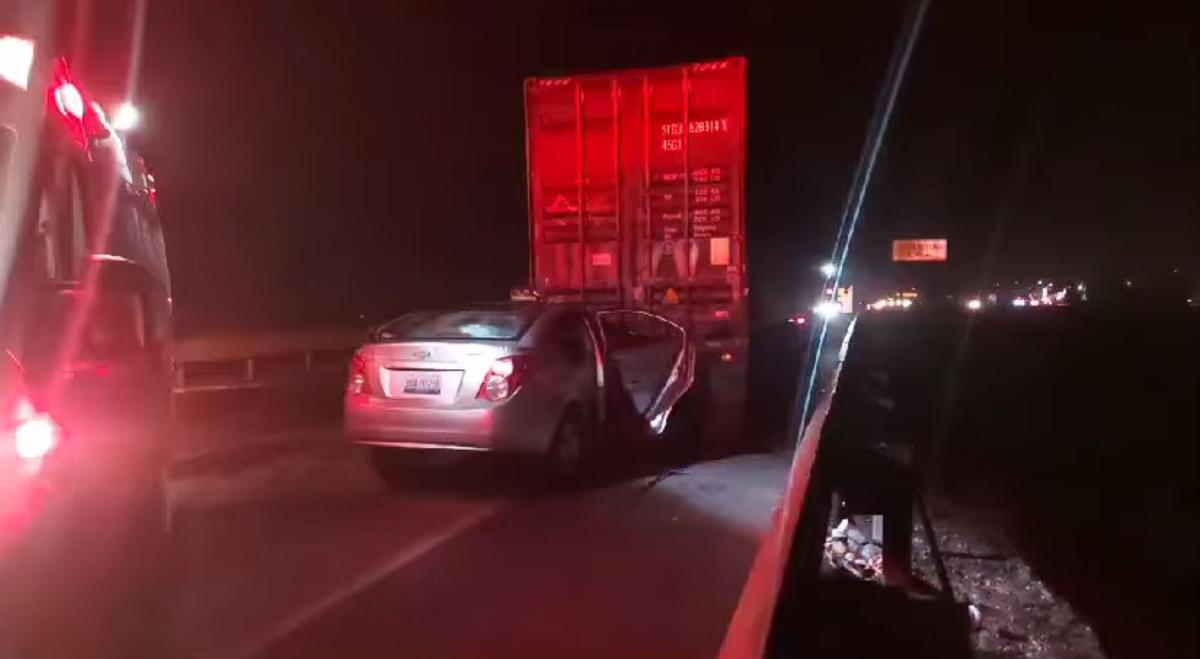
(477, 356, 530, 402)
(348, 353, 370, 396)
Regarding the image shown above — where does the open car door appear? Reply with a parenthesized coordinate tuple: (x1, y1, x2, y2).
(596, 310, 695, 436)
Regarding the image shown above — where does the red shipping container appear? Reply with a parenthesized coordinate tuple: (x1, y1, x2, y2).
(524, 57, 747, 307)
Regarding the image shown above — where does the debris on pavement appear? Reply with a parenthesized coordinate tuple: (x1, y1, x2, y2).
(640, 467, 688, 492)
(819, 506, 1105, 658)
(825, 518, 884, 582)
(967, 602, 982, 628)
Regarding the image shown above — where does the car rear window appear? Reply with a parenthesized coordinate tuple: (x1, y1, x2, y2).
(376, 307, 539, 341)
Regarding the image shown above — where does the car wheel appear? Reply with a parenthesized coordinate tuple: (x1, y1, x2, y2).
(546, 408, 589, 486)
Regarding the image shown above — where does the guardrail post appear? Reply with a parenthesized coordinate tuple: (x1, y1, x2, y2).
(304, 350, 313, 373)
(244, 358, 256, 382)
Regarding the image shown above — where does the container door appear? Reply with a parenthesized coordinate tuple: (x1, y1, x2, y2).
(526, 79, 622, 300)
(631, 59, 745, 306)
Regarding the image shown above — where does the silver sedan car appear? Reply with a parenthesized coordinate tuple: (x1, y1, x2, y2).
(344, 302, 695, 483)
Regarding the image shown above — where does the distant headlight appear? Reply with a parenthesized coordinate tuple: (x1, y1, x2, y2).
(813, 301, 843, 319)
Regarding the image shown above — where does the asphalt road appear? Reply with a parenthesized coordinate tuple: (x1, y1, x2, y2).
(139, 321, 823, 659)
(150, 427, 788, 659)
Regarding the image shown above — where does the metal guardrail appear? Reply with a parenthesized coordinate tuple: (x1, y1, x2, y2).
(171, 327, 364, 394)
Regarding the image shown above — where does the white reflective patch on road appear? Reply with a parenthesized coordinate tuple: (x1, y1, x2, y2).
(642, 454, 789, 539)
(171, 441, 374, 509)
(235, 502, 502, 658)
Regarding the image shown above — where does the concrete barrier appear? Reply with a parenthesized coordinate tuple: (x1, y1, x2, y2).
(718, 318, 856, 659)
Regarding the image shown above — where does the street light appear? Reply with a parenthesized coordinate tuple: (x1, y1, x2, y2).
(0, 35, 35, 89)
(819, 262, 836, 278)
(111, 102, 140, 131)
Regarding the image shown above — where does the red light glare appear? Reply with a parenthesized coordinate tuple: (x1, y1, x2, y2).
(720, 352, 735, 363)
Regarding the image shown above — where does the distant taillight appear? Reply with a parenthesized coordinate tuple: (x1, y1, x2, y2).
(348, 353, 370, 396)
(477, 356, 530, 402)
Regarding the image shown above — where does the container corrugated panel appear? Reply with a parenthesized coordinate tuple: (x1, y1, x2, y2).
(525, 57, 746, 307)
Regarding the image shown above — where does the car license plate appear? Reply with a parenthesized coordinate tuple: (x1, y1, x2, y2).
(402, 372, 441, 395)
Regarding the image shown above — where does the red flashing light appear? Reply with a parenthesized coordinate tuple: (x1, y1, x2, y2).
(47, 60, 110, 144)
(144, 169, 159, 209)
(477, 355, 530, 402)
(53, 82, 85, 119)
(713, 309, 731, 320)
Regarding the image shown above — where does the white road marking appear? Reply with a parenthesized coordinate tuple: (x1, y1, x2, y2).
(234, 502, 503, 658)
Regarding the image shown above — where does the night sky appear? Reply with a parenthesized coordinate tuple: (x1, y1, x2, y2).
(133, 1, 1197, 329)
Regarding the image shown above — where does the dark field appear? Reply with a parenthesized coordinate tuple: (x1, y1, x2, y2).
(838, 308, 1198, 658)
